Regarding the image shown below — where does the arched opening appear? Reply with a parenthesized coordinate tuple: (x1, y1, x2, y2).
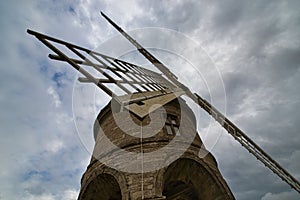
(82, 173, 122, 200)
(163, 180, 198, 200)
(163, 158, 229, 200)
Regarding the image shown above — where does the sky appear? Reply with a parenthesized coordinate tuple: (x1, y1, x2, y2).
(0, 0, 300, 199)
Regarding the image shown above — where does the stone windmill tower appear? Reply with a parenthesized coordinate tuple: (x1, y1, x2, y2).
(27, 12, 300, 200)
(77, 96, 234, 199)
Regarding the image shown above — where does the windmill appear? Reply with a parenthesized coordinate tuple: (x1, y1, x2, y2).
(27, 12, 300, 198)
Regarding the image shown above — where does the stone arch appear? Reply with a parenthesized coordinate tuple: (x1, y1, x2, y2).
(79, 165, 129, 200)
(83, 173, 122, 200)
(161, 158, 231, 200)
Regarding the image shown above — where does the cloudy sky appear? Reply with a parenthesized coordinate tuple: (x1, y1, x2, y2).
(1, 0, 300, 199)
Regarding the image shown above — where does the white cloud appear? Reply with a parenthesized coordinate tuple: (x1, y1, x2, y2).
(261, 191, 299, 200)
(47, 87, 62, 108)
(22, 193, 56, 200)
(46, 140, 64, 153)
(62, 189, 79, 200)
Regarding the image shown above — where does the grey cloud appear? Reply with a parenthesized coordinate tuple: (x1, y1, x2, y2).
(1, 0, 300, 200)
(134, 0, 204, 32)
(262, 190, 299, 200)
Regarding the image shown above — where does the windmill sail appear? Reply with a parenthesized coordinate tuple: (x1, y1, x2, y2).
(100, 12, 300, 193)
(27, 29, 184, 118)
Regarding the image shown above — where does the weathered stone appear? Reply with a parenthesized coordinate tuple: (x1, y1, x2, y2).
(78, 98, 235, 200)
